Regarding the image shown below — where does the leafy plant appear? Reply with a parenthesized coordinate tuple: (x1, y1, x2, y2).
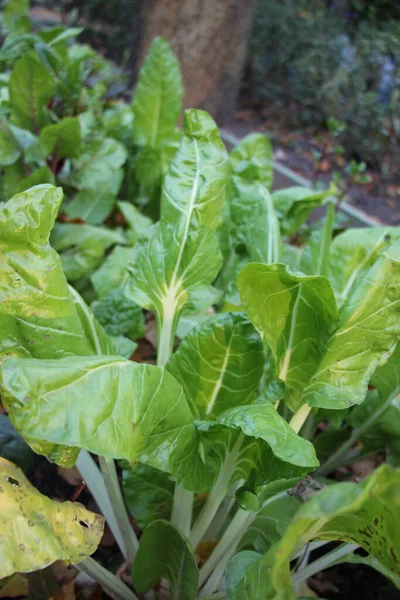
(1, 7, 400, 599)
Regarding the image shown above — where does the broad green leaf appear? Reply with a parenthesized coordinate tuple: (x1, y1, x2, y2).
(132, 37, 183, 148)
(0, 458, 104, 579)
(67, 138, 127, 190)
(117, 200, 153, 245)
(167, 313, 264, 419)
(272, 186, 332, 235)
(0, 415, 33, 472)
(123, 464, 174, 530)
(132, 520, 198, 599)
(51, 222, 125, 281)
(65, 170, 123, 225)
(9, 53, 54, 131)
(225, 551, 267, 600)
(14, 166, 55, 195)
(0, 121, 21, 166)
(302, 239, 400, 409)
(91, 245, 130, 298)
(327, 227, 400, 307)
(39, 117, 81, 159)
(231, 182, 281, 264)
(128, 110, 228, 362)
(2, 162, 25, 202)
(230, 132, 273, 190)
(238, 263, 339, 410)
(91, 288, 145, 340)
(2, 356, 204, 483)
(300, 202, 336, 277)
(245, 465, 400, 600)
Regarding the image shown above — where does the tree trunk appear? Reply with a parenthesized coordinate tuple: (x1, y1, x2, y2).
(135, 0, 256, 124)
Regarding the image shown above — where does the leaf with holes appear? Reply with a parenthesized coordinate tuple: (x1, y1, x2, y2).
(0, 457, 104, 579)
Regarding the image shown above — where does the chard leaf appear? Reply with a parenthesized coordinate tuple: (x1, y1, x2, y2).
(0, 121, 21, 166)
(128, 110, 228, 362)
(238, 263, 339, 410)
(166, 313, 264, 419)
(0, 457, 104, 579)
(117, 201, 153, 244)
(14, 166, 55, 195)
(327, 227, 400, 307)
(91, 245, 130, 298)
(300, 202, 336, 277)
(272, 186, 332, 235)
(132, 37, 182, 148)
(237, 464, 400, 600)
(302, 239, 400, 409)
(225, 551, 267, 600)
(2, 356, 206, 485)
(67, 137, 127, 189)
(9, 53, 54, 132)
(65, 170, 123, 225)
(132, 520, 198, 599)
(231, 182, 281, 264)
(123, 464, 174, 529)
(39, 117, 81, 159)
(91, 288, 145, 340)
(51, 222, 125, 281)
(229, 132, 273, 190)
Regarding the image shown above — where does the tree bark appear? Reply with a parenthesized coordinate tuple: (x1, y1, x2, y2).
(135, 0, 256, 124)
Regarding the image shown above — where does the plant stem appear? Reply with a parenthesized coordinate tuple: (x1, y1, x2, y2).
(77, 450, 128, 560)
(157, 315, 175, 367)
(198, 508, 250, 587)
(190, 433, 245, 549)
(292, 543, 358, 587)
(98, 456, 139, 561)
(204, 480, 244, 541)
(317, 390, 398, 477)
(289, 403, 312, 434)
(77, 557, 139, 600)
(170, 484, 194, 537)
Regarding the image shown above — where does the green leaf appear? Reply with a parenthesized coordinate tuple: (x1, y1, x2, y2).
(128, 110, 228, 361)
(247, 465, 400, 600)
(132, 520, 198, 599)
(39, 117, 81, 159)
(65, 170, 123, 225)
(9, 53, 54, 132)
(0, 121, 21, 166)
(167, 313, 264, 419)
(300, 202, 336, 276)
(91, 288, 145, 340)
(0, 415, 33, 472)
(3, 0, 31, 35)
(51, 222, 125, 281)
(238, 263, 339, 410)
(132, 37, 183, 148)
(67, 138, 127, 190)
(327, 227, 400, 307)
(272, 186, 332, 235)
(231, 182, 281, 264)
(91, 245, 131, 298)
(123, 464, 174, 529)
(230, 133, 273, 189)
(0, 457, 104, 579)
(225, 551, 267, 600)
(14, 166, 55, 194)
(302, 238, 400, 409)
(117, 201, 153, 245)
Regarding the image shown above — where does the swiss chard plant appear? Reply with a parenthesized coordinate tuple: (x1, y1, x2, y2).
(1, 6, 400, 600)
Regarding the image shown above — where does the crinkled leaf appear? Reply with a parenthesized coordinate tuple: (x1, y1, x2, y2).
(39, 117, 81, 159)
(272, 186, 332, 235)
(132, 37, 182, 148)
(244, 464, 400, 600)
(123, 464, 174, 529)
(9, 53, 54, 131)
(167, 313, 264, 419)
(238, 263, 339, 410)
(302, 239, 400, 409)
(91, 288, 145, 340)
(327, 227, 400, 308)
(0, 457, 104, 579)
(230, 133, 273, 190)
